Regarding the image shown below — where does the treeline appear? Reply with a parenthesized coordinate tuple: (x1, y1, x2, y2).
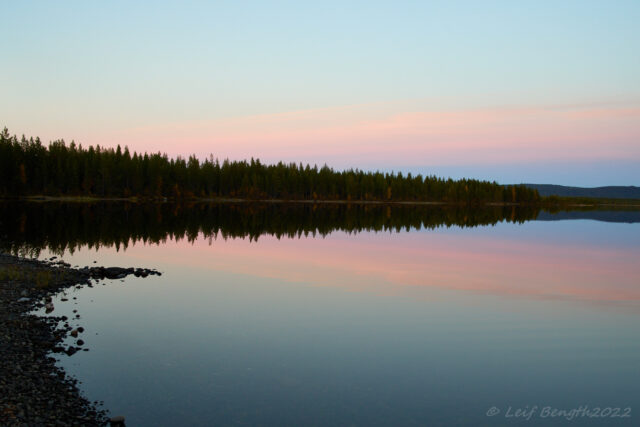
(542, 195, 640, 209)
(0, 128, 540, 203)
(0, 202, 540, 256)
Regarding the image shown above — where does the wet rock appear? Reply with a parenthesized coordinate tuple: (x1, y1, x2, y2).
(110, 415, 126, 426)
(87, 266, 158, 280)
(102, 267, 130, 279)
(134, 268, 149, 277)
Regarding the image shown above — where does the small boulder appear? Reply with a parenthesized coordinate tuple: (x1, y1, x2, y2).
(103, 267, 129, 279)
(110, 415, 126, 426)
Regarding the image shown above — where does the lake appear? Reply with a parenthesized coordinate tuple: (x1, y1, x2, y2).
(3, 202, 640, 426)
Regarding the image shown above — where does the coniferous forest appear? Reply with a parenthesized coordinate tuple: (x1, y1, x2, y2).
(0, 128, 540, 203)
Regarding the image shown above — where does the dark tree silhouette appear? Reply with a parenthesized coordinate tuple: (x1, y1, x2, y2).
(0, 128, 540, 203)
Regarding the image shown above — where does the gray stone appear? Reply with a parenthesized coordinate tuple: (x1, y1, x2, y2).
(110, 414, 126, 425)
(45, 302, 54, 313)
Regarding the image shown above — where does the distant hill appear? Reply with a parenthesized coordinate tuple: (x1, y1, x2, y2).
(536, 211, 640, 223)
(522, 184, 640, 199)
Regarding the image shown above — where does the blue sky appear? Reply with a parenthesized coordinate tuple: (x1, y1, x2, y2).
(2, 1, 639, 185)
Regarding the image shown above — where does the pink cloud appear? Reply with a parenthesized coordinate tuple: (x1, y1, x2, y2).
(94, 102, 640, 167)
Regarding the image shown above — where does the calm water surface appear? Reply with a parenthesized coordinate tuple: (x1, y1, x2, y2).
(16, 205, 640, 426)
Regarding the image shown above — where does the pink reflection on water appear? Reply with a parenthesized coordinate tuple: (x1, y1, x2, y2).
(121, 231, 640, 304)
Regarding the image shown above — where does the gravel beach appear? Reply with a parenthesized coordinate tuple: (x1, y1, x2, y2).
(0, 253, 159, 426)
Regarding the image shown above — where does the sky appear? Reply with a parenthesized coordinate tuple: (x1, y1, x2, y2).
(1, 0, 639, 186)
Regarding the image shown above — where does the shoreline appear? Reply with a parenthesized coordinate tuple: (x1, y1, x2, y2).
(0, 253, 159, 426)
(3, 195, 640, 209)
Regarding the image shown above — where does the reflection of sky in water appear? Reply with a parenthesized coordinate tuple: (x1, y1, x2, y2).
(40, 219, 640, 426)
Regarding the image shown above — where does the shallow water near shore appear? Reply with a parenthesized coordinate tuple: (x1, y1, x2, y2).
(6, 203, 640, 425)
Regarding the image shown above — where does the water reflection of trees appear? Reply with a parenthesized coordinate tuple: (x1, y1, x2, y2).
(0, 202, 540, 256)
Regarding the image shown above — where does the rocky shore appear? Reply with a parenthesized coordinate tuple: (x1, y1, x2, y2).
(0, 253, 160, 426)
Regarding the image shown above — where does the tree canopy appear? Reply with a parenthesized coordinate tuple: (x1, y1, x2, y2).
(0, 128, 539, 203)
